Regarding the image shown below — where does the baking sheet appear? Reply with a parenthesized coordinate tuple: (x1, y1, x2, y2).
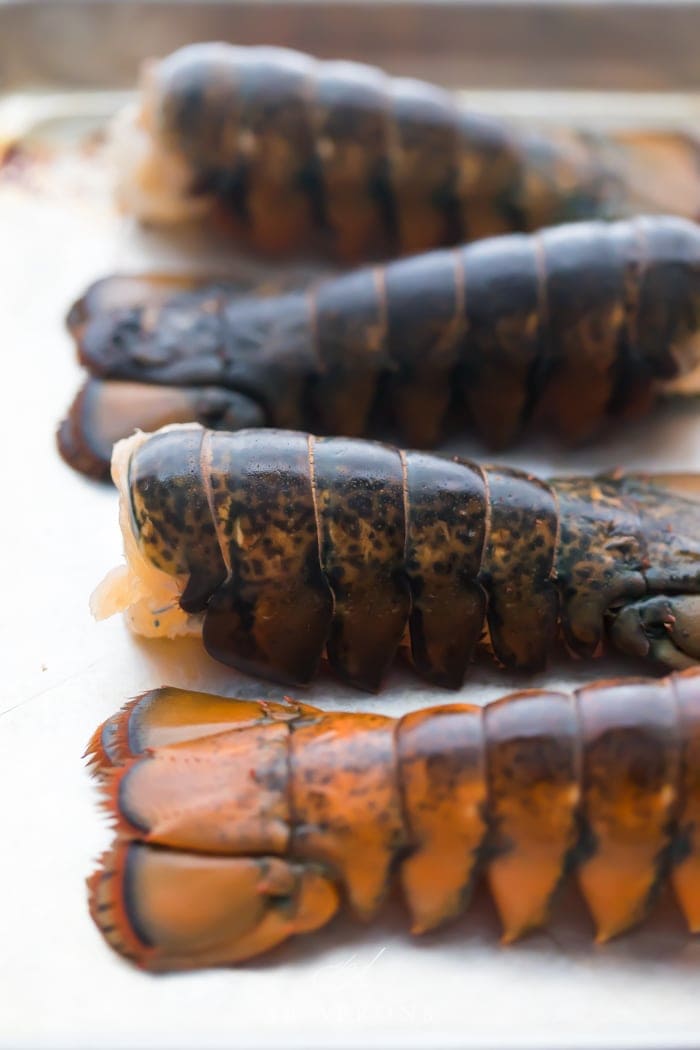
(3, 31, 700, 1050)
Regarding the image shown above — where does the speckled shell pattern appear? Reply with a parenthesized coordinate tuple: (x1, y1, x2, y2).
(88, 670, 700, 968)
(127, 426, 700, 691)
(150, 44, 624, 260)
(69, 216, 700, 468)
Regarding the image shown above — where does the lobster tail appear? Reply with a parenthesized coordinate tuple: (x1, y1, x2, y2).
(88, 670, 700, 970)
(91, 426, 700, 688)
(117, 44, 700, 260)
(60, 217, 700, 477)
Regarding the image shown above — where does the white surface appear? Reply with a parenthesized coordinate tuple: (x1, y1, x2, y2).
(3, 119, 700, 1050)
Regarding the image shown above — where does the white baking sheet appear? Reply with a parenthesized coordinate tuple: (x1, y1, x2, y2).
(2, 99, 700, 1050)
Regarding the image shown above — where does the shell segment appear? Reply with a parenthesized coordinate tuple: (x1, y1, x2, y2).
(480, 467, 559, 669)
(312, 436, 410, 690)
(201, 429, 333, 684)
(575, 677, 681, 941)
(397, 704, 486, 933)
(484, 690, 580, 941)
(403, 452, 486, 687)
(289, 712, 407, 918)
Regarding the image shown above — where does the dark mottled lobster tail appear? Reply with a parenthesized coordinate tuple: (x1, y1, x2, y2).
(122, 43, 700, 259)
(61, 215, 700, 478)
(94, 425, 700, 690)
(87, 670, 700, 970)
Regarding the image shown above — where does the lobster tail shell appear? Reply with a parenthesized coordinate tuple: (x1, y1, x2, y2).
(60, 216, 700, 478)
(88, 670, 700, 970)
(119, 44, 700, 259)
(94, 425, 700, 689)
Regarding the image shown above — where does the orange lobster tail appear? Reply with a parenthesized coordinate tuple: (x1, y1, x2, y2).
(88, 670, 700, 971)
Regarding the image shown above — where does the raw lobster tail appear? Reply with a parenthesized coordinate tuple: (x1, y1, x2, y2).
(117, 43, 700, 260)
(60, 215, 700, 478)
(92, 425, 700, 690)
(87, 670, 700, 970)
